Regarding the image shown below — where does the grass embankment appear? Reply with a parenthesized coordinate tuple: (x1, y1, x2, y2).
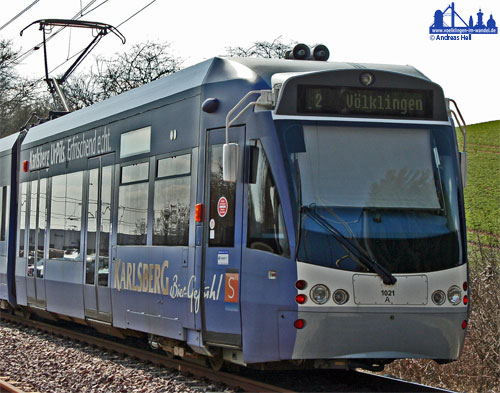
(387, 120, 500, 393)
(458, 120, 500, 243)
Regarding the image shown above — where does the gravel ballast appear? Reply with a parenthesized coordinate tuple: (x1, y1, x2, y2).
(0, 318, 232, 393)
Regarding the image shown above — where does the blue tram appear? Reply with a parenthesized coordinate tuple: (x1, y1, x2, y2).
(0, 45, 469, 370)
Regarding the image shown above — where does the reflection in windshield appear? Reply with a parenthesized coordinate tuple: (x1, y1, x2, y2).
(367, 168, 436, 208)
(277, 121, 463, 274)
(302, 205, 397, 284)
(297, 125, 442, 209)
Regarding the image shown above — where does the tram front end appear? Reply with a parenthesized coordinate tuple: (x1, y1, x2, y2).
(227, 65, 469, 368)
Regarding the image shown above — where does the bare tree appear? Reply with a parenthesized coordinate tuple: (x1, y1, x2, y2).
(225, 36, 298, 59)
(0, 39, 49, 137)
(63, 41, 183, 110)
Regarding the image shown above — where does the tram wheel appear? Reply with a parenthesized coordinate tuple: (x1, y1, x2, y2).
(207, 352, 224, 371)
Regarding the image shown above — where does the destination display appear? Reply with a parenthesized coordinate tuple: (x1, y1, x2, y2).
(297, 85, 434, 118)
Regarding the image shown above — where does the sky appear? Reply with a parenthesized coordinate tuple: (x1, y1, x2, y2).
(1, 0, 499, 125)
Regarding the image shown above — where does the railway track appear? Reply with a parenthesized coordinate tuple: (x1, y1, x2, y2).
(0, 311, 290, 393)
(0, 311, 457, 393)
(0, 377, 32, 393)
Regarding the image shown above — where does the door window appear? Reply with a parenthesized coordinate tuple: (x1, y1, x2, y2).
(247, 140, 290, 257)
(86, 168, 98, 285)
(99, 166, 112, 286)
(27, 174, 48, 277)
(86, 163, 113, 286)
(18, 182, 27, 257)
(27, 180, 37, 276)
(28, 179, 37, 275)
(0, 186, 6, 241)
(208, 144, 236, 247)
(38, 178, 47, 265)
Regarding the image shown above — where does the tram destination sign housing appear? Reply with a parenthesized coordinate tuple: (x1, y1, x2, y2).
(274, 69, 448, 121)
(297, 86, 434, 119)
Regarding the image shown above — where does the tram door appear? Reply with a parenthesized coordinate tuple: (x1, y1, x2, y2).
(26, 170, 48, 308)
(202, 127, 245, 347)
(84, 154, 114, 322)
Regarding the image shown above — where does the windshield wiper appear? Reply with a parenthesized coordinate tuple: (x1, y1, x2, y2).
(301, 205, 397, 285)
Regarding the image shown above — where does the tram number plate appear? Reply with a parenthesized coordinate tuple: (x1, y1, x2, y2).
(352, 274, 428, 305)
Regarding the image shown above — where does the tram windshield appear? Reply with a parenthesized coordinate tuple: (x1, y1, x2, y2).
(276, 120, 464, 274)
(298, 125, 442, 210)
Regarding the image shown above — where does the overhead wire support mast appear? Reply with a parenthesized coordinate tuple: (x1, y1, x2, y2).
(20, 19, 126, 113)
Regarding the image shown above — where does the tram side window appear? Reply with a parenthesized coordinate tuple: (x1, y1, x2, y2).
(247, 140, 290, 257)
(18, 182, 27, 257)
(49, 171, 83, 260)
(153, 154, 191, 246)
(0, 186, 6, 241)
(117, 162, 149, 245)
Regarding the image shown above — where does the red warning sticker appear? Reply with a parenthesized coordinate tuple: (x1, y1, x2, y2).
(217, 196, 228, 218)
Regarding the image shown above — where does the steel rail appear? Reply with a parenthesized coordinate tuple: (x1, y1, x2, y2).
(0, 378, 30, 393)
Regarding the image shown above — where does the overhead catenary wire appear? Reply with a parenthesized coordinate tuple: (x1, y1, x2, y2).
(14, 0, 100, 64)
(0, 0, 41, 32)
(80, 0, 110, 17)
(0, 1, 106, 111)
(116, 0, 157, 28)
(44, 0, 158, 78)
(10, 0, 151, 75)
(7, 0, 101, 66)
(4, 0, 157, 101)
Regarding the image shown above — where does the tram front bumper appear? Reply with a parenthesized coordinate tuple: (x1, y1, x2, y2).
(279, 308, 468, 360)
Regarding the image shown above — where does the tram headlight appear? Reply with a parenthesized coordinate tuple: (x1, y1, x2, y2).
(310, 284, 330, 305)
(431, 290, 446, 305)
(447, 286, 462, 305)
(332, 289, 349, 305)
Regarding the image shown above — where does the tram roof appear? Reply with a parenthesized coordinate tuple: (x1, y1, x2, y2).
(228, 57, 430, 85)
(23, 57, 430, 146)
(0, 132, 19, 157)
